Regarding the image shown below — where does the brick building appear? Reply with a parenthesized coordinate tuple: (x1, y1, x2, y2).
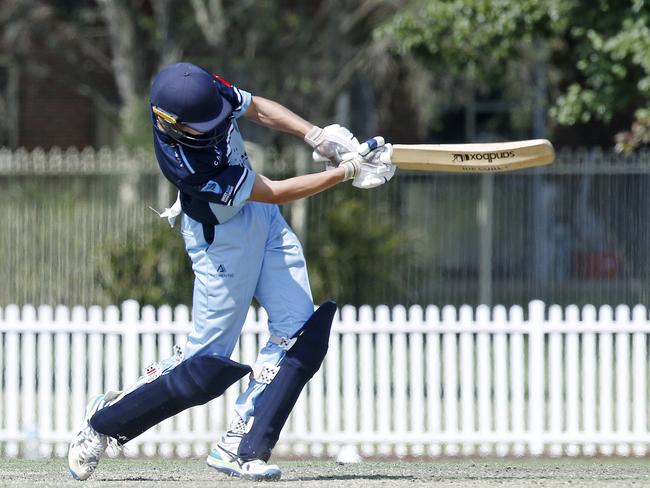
(0, 52, 118, 150)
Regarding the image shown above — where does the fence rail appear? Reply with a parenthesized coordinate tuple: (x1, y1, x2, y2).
(2, 301, 650, 459)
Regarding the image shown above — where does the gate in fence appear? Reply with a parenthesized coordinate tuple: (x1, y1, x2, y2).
(1, 300, 650, 459)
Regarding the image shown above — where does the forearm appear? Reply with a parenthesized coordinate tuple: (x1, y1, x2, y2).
(249, 169, 346, 204)
(244, 96, 313, 138)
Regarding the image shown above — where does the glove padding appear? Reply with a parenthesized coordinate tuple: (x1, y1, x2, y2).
(351, 136, 396, 189)
(305, 124, 360, 165)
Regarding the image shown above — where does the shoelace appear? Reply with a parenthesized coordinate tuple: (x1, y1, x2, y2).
(77, 427, 107, 463)
(107, 436, 123, 456)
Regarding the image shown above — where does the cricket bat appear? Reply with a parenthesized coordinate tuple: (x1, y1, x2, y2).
(391, 139, 555, 173)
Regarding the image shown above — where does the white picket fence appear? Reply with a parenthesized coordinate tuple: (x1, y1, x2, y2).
(1, 300, 650, 459)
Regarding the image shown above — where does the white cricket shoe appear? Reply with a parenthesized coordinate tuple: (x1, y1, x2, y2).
(206, 440, 282, 481)
(67, 392, 120, 481)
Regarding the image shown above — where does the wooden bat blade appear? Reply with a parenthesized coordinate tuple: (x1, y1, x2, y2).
(391, 139, 555, 173)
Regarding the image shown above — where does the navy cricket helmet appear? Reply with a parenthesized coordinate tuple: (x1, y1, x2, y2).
(150, 62, 232, 148)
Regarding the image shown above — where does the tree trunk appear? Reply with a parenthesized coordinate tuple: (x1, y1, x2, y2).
(96, 0, 140, 106)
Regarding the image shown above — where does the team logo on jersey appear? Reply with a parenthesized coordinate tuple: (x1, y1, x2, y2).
(216, 264, 234, 278)
(221, 185, 234, 203)
(202, 181, 223, 194)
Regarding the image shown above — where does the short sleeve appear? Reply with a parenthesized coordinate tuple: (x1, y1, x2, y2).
(231, 88, 252, 119)
(211, 73, 253, 119)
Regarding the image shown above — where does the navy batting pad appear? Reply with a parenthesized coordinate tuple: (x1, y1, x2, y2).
(90, 355, 251, 443)
(238, 300, 337, 461)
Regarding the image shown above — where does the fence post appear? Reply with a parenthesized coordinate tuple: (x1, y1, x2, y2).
(173, 304, 191, 458)
(528, 300, 545, 456)
(0, 306, 3, 455)
(121, 301, 141, 458)
(492, 305, 509, 457)
(340, 305, 359, 460)
(408, 305, 425, 457)
(375, 305, 392, 456)
(54, 305, 71, 457)
(565, 305, 580, 456)
(615, 305, 631, 456)
(459, 305, 475, 456)
(442, 305, 459, 456)
(325, 306, 342, 456)
(510, 305, 526, 456)
(548, 305, 563, 457)
(632, 305, 648, 457)
(5, 305, 20, 457)
(582, 305, 597, 456)
(140, 305, 158, 457)
(599, 305, 614, 456)
(358, 305, 375, 457)
(425, 305, 441, 457)
(70, 307, 87, 439)
(21, 306, 37, 458)
(37, 305, 54, 457)
(157, 306, 175, 458)
(476, 304, 492, 456)
(392, 305, 408, 457)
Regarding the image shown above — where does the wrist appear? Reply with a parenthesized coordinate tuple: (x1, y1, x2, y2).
(339, 158, 359, 181)
(304, 125, 323, 148)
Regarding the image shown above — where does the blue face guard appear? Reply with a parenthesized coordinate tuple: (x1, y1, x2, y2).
(153, 106, 232, 149)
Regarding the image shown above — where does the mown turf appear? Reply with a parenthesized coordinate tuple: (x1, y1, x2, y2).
(2, 457, 650, 487)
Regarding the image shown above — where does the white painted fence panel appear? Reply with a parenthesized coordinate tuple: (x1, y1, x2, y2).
(3, 300, 650, 459)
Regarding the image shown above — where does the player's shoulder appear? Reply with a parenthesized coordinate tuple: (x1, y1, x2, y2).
(209, 72, 248, 111)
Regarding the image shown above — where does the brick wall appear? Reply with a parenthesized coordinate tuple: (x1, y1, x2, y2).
(16, 54, 118, 150)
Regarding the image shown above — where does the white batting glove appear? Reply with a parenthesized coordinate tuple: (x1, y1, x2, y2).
(339, 152, 363, 181)
(352, 136, 396, 189)
(304, 124, 361, 166)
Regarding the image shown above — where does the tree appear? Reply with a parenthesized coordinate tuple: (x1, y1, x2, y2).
(3, 0, 418, 148)
(380, 0, 650, 149)
(552, 0, 650, 151)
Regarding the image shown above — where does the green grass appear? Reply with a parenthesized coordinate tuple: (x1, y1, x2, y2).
(2, 457, 650, 487)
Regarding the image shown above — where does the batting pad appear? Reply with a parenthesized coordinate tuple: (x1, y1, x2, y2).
(238, 300, 337, 462)
(90, 355, 251, 444)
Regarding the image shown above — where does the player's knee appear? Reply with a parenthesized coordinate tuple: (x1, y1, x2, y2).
(173, 355, 245, 402)
(286, 300, 336, 374)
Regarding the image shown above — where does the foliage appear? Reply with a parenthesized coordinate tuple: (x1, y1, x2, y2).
(98, 221, 193, 307)
(380, 0, 566, 87)
(381, 0, 650, 148)
(306, 187, 413, 307)
(551, 1, 650, 127)
(615, 109, 650, 153)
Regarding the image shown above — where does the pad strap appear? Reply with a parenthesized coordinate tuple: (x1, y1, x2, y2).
(252, 364, 280, 384)
(268, 335, 297, 350)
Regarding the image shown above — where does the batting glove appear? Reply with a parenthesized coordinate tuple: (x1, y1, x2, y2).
(305, 124, 361, 165)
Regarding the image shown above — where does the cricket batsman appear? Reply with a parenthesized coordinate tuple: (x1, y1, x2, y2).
(67, 62, 395, 481)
